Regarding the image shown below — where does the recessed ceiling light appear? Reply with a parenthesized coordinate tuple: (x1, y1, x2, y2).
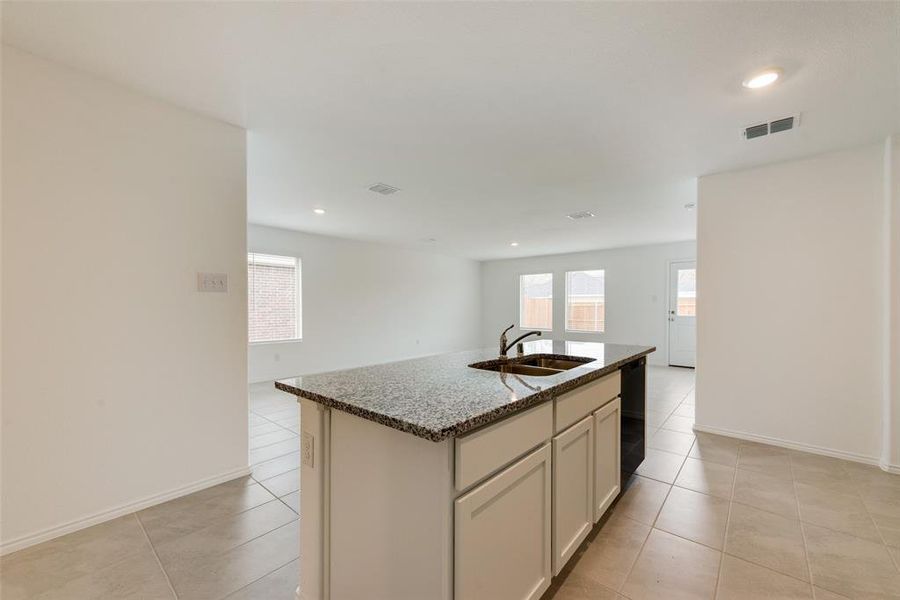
(684, 203, 696, 210)
(313, 208, 326, 215)
(742, 68, 782, 89)
(510, 242, 519, 247)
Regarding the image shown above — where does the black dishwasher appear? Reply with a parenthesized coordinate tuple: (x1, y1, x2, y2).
(620, 357, 646, 476)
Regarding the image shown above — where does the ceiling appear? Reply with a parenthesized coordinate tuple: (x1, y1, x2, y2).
(3, 2, 898, 260)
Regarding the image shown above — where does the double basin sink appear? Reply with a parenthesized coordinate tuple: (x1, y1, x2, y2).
(469, 355, 593, 377)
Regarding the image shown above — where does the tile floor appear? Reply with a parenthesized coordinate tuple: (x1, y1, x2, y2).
(2, 367, 899, 599)
(0, 382, 301, 600)
(546, 367, 900, 600)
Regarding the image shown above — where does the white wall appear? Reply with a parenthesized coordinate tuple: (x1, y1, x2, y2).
(885, 135, 900, 469)
(696, 143, 886, 463)
(480, 241, 696, 366)
(248, 224, 482, 383)
(1, 47, 248, 552)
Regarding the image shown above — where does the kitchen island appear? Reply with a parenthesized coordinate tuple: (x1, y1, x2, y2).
(276, 340, 654, 600)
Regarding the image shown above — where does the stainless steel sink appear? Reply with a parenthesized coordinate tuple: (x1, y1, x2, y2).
(517, 357, 592, 370)
(469, 355, 593, 377)
(482, 363, 563, 377)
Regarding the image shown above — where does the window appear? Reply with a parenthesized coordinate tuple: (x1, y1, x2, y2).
(566, 270, 605, 332)
(519, 273, 553, 330)
(676, 268, 696, 316)
(248, 253, 301, 343)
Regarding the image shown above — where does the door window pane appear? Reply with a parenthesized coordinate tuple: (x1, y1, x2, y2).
(566, 270, 605, 332)
(676, 269, 696, 316)
(520, 273, 553, 330)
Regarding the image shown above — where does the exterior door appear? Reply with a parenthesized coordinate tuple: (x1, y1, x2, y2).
(668, 261, 696, 368)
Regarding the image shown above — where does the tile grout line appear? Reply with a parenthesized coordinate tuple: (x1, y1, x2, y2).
(219, 557, 299, 600)
(133, 513, 179, 600)
(712, 436, 740, 598)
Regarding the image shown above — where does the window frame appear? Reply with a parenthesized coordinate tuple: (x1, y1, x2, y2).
(564, 269, 606, 334)
(247, 252, 302, 345)
(518, 272, 554, 331)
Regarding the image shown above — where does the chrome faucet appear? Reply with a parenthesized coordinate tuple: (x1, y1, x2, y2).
(498, 324, 542, 359)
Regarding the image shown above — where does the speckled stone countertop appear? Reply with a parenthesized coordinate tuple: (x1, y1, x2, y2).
(275, 339, 654, 442)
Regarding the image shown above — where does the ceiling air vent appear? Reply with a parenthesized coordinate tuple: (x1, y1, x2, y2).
(368, 182, 400, 195)
(567, 211, 595, 221)
(742, 114, 801, 140)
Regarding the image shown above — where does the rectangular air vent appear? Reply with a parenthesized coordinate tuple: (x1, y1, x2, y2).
(566, 211, 595, 221)
(769, 116, 795, 133)
(368, 182, 400, 195)
(743, 114, 800, 140)
(744, 123, 769, 139)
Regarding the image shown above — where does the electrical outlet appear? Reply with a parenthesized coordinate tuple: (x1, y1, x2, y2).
(197, 272, 228, 293)
(301, 431, 314, 468)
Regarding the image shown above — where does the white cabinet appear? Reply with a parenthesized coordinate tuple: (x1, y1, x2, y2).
(552, 415, 594, 575)
(455, 444, 552, 600)
(593, 397, 621, 522)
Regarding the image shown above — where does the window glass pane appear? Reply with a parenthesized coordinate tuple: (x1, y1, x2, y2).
(520, 273, 552, 330)
(566, 270, 605, 332)
(248, 253, 301, 343)
(676, 268, 696, 317)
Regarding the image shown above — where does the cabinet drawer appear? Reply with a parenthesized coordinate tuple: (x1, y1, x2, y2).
(456, 402, 552, 491)
(555, 371, 621, 433)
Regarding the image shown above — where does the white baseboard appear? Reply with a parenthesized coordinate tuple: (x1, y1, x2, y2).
(0, 465, 251, 556)
(691, 423, 893, 470)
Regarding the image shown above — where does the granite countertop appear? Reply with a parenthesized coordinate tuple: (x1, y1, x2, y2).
(274, 339, 654, 442)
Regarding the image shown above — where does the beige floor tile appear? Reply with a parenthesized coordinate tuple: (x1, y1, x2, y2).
(867, 500, 900, 548)
(661, 415, 696, 434)
(789, 453, 858, 496)
(794, 482, 882, 542)
(634, 449, 686, 484)
(732, 468, 799, 519)
(890, 545, 900, 568)
(167, 521, 300, 600)
(153, 500, 297, 569)
(737, 445, 793, 480)
(258, 469, 300, 498)
(725, 502, 809, 581)
(280, 491, 299, 514)
(572, 512, 650, 590)
(251, 451, 301, 481)
(674, 404, 695, 419)
(675, 457, 735, 500)
(812, 587, 851, 600)
(621, 529, 721, 600)
(648, 429, 695, 455)
(655, 486, 729, 550)
(716, 555, 813, 600)
(612, 475, 672, 525)
(249, 438, 299, 465)
(138, 482, 276, 546)
(690, 433, 740, 467)
(803, 522, 900, 599)
(30, 550, 174, 600)
(249, 422, 283, 437)
(249, 429, 297, 450)
(0, 514, 151, 600)
(550, 571, 621, 600)
(682, 391, 696, 406)
(223, 559, 298, 600)
(646, 410, 670, 429)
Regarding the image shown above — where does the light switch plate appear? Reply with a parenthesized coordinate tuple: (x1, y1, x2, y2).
(301, 431, 314, 468)
(197, 272, 228, 293)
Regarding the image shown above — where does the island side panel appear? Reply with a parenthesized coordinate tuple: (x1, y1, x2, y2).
(329, 409, 454, 600)
(299, 398, 331, 600)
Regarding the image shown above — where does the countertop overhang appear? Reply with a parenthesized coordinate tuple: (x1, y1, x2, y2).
(275, 340, 655, 442)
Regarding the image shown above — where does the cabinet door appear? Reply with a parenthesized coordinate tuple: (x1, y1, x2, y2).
(552, 415, 594, 575)
(455, 444, 552, 600)
(594, 398, 621, 523)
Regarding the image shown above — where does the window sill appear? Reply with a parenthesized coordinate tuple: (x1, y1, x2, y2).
(249, 338, 302, 346)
